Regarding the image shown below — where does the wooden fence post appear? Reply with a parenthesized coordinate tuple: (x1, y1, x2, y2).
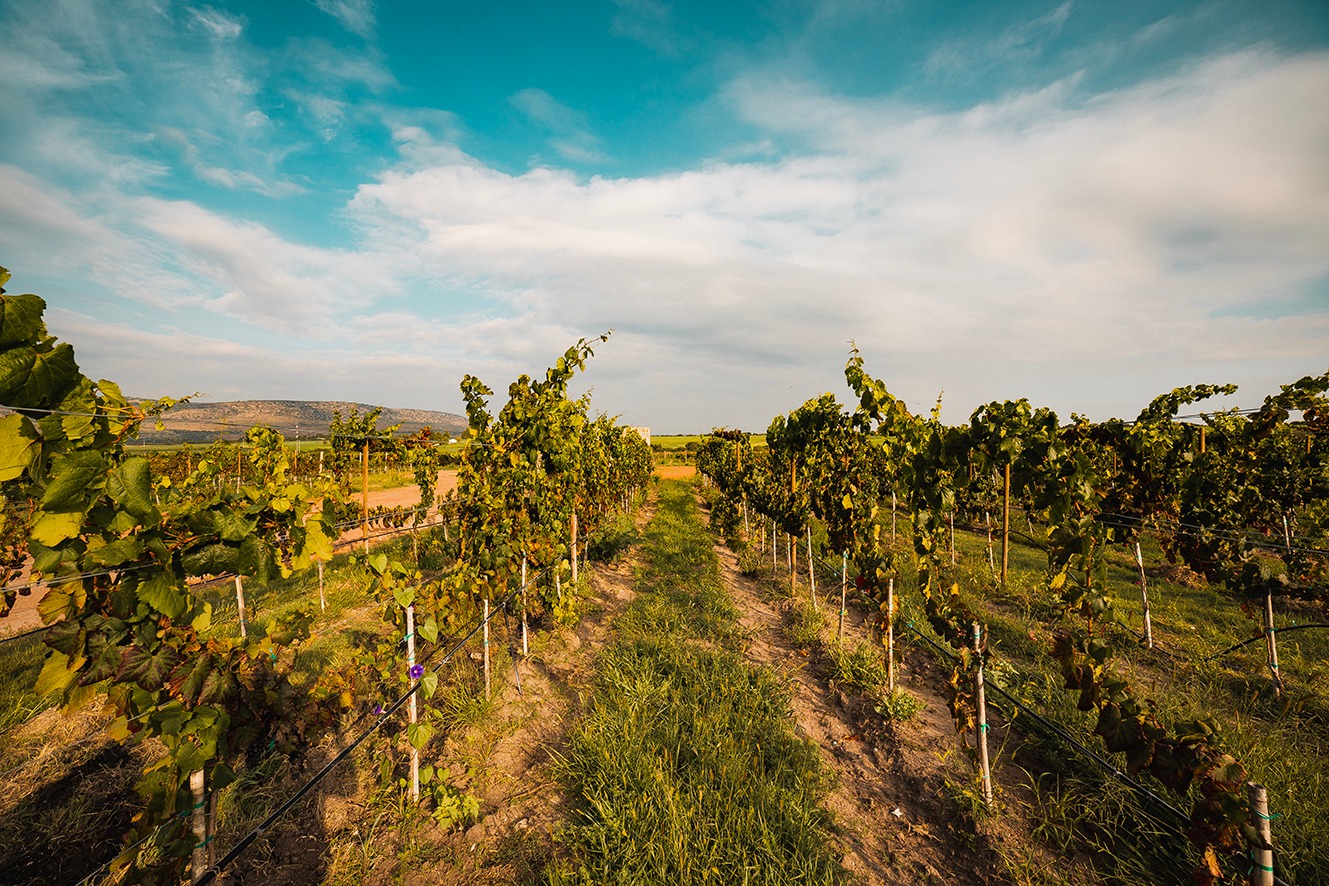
(317, 561, 326, 613)
(949, 512, 956, 565)
(985, 511, 995, 576)
(406, 604, 419, 803)
(838, 552, 847, 646)
(886, 577, 895, 693)
(234, 576, 247, 640)
(1247, 782, 1274, 886)
(520, 556, 529, 657)
(1265, 593, 1283, 697)
(974, 623, 993, 807)
(483, 597, 492, 700)
(891, 490, 897, 544)
(806, 526, 817, 608)
(571, 512, 578, 584)
(190, 769, 208, 884)
(1134, 542, 1153, 649)
(362, 439, 370, 555)
(1001, 464, 1011, 586)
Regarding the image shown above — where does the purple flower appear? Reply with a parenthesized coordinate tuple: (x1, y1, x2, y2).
(409, 664, 424, 680)
(372, 704, 384, 715)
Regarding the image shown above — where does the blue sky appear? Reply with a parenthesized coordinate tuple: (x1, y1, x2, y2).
(1, 0, 1326, 431)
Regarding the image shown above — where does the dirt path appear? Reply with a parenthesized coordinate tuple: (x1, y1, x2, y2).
(379, 497, 655, 884)
(710, 536, 1008, 884)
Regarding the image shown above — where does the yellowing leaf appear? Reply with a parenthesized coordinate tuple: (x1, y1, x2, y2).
(0, 413, 39, 481)
(31, 511, 83, 546)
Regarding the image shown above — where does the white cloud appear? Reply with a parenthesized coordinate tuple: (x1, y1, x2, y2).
(4, 1, 1326, 430)
(189, 7, 244, 41)
(312, 0, 376, 39)
(509, 88, 610, 164)
(609, 0, 680, 56)
(131, 198, 394, 333)
(342, 48, 1329, 425)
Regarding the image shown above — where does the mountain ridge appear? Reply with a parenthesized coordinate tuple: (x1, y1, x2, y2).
(131, 399, 468, 444)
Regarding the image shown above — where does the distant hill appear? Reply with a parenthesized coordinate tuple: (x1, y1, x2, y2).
(131, 399, 469, 445)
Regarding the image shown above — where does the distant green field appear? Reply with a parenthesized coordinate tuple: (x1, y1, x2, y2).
(652, 434, 766, 450)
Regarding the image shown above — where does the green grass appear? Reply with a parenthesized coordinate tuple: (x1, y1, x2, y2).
(0, 631, 58, 734)
(783, 597, 826, 649)
(551, 480, 846, 886)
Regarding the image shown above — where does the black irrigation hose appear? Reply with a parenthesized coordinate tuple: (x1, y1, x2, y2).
(1204, 623, 1329, 661)
(0, 624, 48, 646)
(903, 621, 1189, 824)
(196, 573, 538, 886)
(901, 622, 1293, 886)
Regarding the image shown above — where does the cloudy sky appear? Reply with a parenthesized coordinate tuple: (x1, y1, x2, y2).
(1, 0, 1326, 432)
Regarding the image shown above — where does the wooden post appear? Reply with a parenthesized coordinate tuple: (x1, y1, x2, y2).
(361, 439, 370, 554)
(1283, 513, 1292, 550)
(318, 449, 324, 476)
(742, 496, 749, 539)
(973, 623, 993, 806)
(886, 577, 895, 692)
(406, 605, 419, 803)
(788, 533, 795, 592)
(1001, 463, 1011, 586)
(318, 561, 326, 613)
(949, 512, 956, 565)
(985, 511, 995, 576)
(771, 520, 777, 574)
(1200, 425, 1206, 454)
(190, 769, 208, 884)
(571, 512, 579, 584)
(838, 552, 847, 646)
(234, 576, 247, 640)
(806, 526, 817, 608)
(1265, 592, 1282, 697)
(521, 556, 528, 657)
(1247, 782, 1274, 886)
(235, 447, 242, 492)
(891, 490, 897, 544)
(1134, 542, 1153, 649)
(483, 597, 491, 700)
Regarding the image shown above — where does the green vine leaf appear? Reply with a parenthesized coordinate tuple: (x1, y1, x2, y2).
(0, 292, 47, 346)
(0, 342, 80, 407)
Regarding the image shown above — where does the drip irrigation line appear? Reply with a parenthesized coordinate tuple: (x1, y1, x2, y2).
(1, 564, 149, 596)
(196, 574, 535, 886)
(0, 624, 48, 645)
(1204, 624, 1329, 661)
(903, 625, 1180, 818)
(903, 621, 1292, 885)
(1097, 512, 1329, 559)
